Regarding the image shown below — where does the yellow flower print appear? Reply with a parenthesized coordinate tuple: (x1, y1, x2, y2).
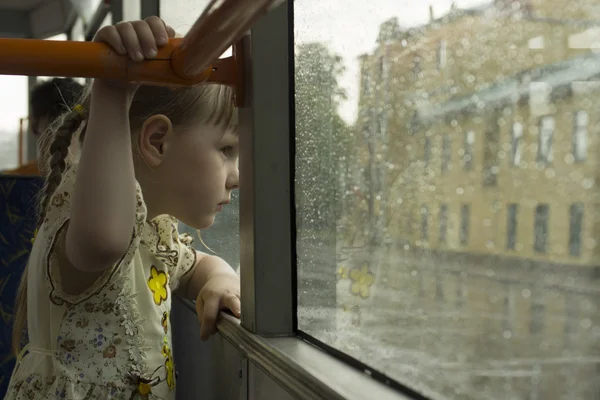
(161, 312, 168, 334)
(337, 265, 348, 280)
(349, 264, 374, 299)
(148, 266, 168, 305)
(31, 228, 38, 244)
(163, 345, 176, 390)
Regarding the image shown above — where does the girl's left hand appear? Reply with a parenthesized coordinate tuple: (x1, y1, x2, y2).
(195, 273, 241, 341)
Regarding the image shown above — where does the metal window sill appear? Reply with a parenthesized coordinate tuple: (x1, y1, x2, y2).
(212, 309, 410, 400)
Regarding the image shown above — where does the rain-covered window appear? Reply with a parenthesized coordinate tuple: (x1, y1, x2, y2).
(294, 0, 599, 398)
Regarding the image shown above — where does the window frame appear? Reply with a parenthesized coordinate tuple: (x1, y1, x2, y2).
(573, 110, 588, 162)
(232, 2, 426, 399)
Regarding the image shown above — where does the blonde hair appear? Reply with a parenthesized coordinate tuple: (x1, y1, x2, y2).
(12, 83, 237, 355)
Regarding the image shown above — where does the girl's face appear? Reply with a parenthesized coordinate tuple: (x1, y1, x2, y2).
(138, 117, 239, 229)
(169, 124, 239, 229)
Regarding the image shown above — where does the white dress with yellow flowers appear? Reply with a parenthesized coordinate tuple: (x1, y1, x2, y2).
(5, 166, 197, 400)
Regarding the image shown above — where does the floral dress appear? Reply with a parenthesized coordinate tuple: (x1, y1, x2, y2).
(5, 166, 197, 400)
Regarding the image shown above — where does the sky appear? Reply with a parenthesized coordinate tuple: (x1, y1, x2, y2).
(0, 0, 491, 167)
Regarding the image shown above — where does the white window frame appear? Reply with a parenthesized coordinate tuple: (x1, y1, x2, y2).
(438, 39, 447, 69)
(538, 116, 554, 165)
(464, 130, 474, 170)
(573, 110, 588, 162)
(511, 122, 523, 166)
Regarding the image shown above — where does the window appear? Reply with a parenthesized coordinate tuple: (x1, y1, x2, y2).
(538, 116, 554, 165)
(439, 204, 448, 243)
(482, 114, 500, 186)
(507, 203, 518, 250)
(438, 39, 447, 69)
(464, 130, 474, 170)
(530, 298, 545, 335)
(0, 76, 28, 169)
(442, 134, 451, 174)
(569, 203, 584, 257)
(460, 204, 470, 246)
(294, 0, 599, 398)
(421, 205, 429, 242)
(510, 122, 523, 166)
(573, 111, 588, 162)
(534, 204, 549, 253)
(424, 137, 431, 167)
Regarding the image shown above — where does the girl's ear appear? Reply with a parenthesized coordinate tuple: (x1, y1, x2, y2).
(138, 114, 174, 167)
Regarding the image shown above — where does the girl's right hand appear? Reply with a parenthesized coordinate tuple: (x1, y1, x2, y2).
(93, 17, 176, 93)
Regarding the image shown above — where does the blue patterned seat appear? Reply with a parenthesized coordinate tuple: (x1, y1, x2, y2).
(0, 175, 42, 398)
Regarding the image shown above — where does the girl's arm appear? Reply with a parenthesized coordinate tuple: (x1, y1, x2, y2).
(178, 251, 241, 340)
(64, 19, 172, 272)
(65, 82, 137, 272)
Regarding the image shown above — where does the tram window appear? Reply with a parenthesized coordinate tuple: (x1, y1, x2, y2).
(166, 1, 240, 270)
(70, 0, 103, 27)
(294, 1, 599, 399)
(123, 0, 141, 21)
(0, 77, 28, 170)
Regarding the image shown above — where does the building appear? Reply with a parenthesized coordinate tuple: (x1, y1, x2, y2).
(342, 1, 600, 398)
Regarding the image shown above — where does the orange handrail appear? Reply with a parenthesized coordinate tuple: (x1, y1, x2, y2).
(0, 0, 284, 106)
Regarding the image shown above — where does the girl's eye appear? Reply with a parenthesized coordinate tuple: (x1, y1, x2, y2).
(221, 146, 235, 156)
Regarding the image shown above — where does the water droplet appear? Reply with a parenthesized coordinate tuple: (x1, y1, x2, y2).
(585, 237, 596, 249)
(582, 179, 594, 189)
(522, 289, 531, 298)
(580, 319, 592, 329)
(456, 187, 464, 195)
(411, 270, 417, 276)
(503, 330, 512, 339)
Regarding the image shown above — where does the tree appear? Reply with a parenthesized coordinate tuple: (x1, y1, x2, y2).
(295, 42, 353, 232)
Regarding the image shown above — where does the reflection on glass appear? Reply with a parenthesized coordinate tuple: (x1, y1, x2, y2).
(295, 1, 599, 399)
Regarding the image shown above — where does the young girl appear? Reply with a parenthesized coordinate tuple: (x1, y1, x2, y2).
(6, 17, 241, 399)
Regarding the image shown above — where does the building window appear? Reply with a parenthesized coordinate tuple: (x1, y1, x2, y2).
(439, 204, 448, 243)
(511, 122, 523, 167)
(573, 111, 588, 162)
(538, 116, 554, 166)
(530, 300, 545, 335)
(424, 137, 431, 167)
(378, 113, 387, 138)
(460, 204, 470, 246)
(411, 55, 422, 81)
(483, 115, 500, 186)
(569, 203, 584, 257)
(421, 205, 429, 242)
(464, 130, 474, 170)
(507, 203, 518, 250)
(534, 204, 549, 253)
(442, 135, 451, 174)
(438, 39, 447, 69)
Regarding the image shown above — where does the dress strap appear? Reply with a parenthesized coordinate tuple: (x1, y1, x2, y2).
(10, 344, 58, 379)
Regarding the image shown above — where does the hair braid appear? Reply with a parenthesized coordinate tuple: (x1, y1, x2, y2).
(37, 111, 84, 225)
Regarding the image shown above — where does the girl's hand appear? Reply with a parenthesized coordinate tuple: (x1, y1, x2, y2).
(92, 17, 176, 94)
(195, 273, 241, 341)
